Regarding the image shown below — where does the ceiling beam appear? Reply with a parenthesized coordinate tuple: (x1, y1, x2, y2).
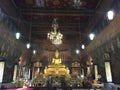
(31, 22, 82, 26)
(19, 8, 95, 16)
(31, 30, 84, 35)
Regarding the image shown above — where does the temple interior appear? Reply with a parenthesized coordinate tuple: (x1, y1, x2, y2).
(0, 0, 120, 90)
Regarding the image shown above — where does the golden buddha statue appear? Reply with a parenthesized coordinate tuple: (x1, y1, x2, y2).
(52, 50, 61, 65)
(44, 50, 70, 77)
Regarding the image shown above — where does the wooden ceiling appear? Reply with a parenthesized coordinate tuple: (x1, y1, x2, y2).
(12, 0, 103, 64)
(13, 0, 102, 41)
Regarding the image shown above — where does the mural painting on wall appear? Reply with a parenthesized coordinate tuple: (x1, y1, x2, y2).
(105, 43, 110, 52)
(18, 55, 28, 79)
(86, 56, 93, 78)
(117, 37, 120, 48)
(86, 56, 93, 66)
(87, 66, 91, 78)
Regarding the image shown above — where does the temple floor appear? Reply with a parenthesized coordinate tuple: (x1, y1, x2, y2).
(1, 83, 120, 90)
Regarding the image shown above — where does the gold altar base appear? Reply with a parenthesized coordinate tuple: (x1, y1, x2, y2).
(44, 64, 70, 77)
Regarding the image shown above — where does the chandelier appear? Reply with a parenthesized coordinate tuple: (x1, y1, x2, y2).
(47, 18, 63, 45)
(73, 0, 81, 8)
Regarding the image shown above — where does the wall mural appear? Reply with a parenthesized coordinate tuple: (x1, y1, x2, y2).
(0, 8, 28, 83)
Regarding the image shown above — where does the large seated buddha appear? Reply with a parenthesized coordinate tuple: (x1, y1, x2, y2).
(44, 50, 70, 77)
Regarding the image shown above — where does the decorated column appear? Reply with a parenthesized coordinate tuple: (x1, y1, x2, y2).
(0, 61, 5, 83)
(105, 61, 112, 82)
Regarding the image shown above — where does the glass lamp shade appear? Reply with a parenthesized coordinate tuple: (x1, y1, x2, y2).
(15, 32, 20, 39)
(26, 43, 31, 49)
(81, 44, 85, 49)
(76, 49, 80, 54)
(107, 10, 114, 20)
(89, 33, 95, 40)
(33, 50, 36, 54)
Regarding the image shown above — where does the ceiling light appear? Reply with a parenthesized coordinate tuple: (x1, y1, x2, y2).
(76, 49, 80, 54)
(26, 43, 31, 49)
(33, 50, 36, 54)
(81, 44, 85, 49)
(89, 33, 95, 40)
(35, 0, 45, 7)
(107, 10, 114, 20)
(15, 32, 20, 39)
(73, 0, 82, 8)
(47, 18, 63, 45)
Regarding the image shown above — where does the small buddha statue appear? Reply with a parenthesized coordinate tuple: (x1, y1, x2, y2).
(44, 67, 47, 74)
(52, 50, 62, 65)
